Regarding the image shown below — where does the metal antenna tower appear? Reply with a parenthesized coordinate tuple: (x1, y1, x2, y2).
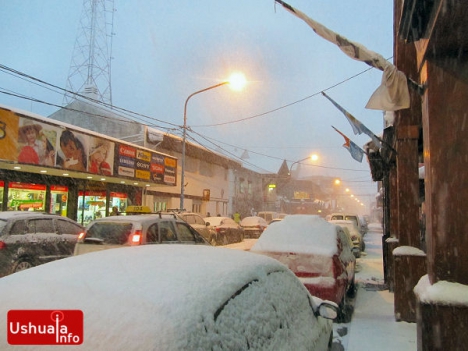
(63, 0, 115, 105)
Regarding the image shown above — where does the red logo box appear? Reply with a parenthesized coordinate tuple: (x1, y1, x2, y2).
(7, 310, 83, 345)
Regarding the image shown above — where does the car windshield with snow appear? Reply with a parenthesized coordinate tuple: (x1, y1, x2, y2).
(251, 214, 356, 323)
(0, 245, 337, 350)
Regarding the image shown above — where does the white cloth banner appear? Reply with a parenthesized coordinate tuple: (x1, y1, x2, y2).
(275, 0, 410, 111)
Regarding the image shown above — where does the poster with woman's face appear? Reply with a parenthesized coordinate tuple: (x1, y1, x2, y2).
(56, 129, 88, 172)
(17, 117, 59, 167)
(88, 137, 114, 176)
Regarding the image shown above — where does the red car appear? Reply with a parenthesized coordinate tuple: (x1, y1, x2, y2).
(251, 214, 356, 322)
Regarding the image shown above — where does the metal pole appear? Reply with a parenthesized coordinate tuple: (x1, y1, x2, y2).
(288, 156, 311, 177)
(180, 81, 228, 210)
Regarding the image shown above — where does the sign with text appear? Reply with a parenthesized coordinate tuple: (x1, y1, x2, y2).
(7, 310, 83, 345)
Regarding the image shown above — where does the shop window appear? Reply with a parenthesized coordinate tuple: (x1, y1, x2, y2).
(7, 182, 46, 212)
(50, 185, 68, 217)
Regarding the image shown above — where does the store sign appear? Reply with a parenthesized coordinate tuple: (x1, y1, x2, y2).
(0, 108, 177, 187)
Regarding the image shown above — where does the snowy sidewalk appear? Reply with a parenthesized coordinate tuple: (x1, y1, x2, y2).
(344, 228, 417, 351)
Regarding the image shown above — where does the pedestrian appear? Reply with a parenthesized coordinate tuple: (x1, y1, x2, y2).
(110, 206, 120, 216)
(233, 210, 241, 224)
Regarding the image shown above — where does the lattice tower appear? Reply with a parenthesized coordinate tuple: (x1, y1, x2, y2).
(63, 0, 115, 105)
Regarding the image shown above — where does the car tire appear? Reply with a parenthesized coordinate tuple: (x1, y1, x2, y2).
(361, 240, 366, 252)
(347, 276, 357, 298)
(336, 298, 353, 323)
(12, 259, 33, 273)
(223, 235, 228, 246)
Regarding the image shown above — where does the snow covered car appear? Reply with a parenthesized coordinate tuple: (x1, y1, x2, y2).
(203, 216, 244, 245)
(329, 213, 366, 236)
(74, 214, 209, 256)
(0, 245, 337, 350)
(251, 215, 356, 322)
(0, 211, 83, 277)
(329, 219, 364, 257)
(240, 216, 269, 238)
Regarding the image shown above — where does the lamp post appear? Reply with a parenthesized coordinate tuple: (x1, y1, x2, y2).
(288, 154, 318, 177)
(180, 73, 246, 210)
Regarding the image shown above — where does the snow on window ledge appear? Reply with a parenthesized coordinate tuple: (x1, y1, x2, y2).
(393, 246, 426, 257)
(385, 237, 398, 243)
(414, 274, 468, 307)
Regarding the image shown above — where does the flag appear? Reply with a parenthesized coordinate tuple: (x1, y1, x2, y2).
(322, 92, 382, 148)
(274, 0, 410, 111)
(332, 126, 365, 163)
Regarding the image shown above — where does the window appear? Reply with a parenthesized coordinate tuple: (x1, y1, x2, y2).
(239, 178, 245, 194)
(159, 222, 177, 242)
(192, 203, 201, 213)
(10, 220, 27, 235)
(29, 219, 54, 234)
(175, 222, 196, 242)
(146, 224, 158, 243)
(248, 181, 253, 195)
(56, 219, 83, 235)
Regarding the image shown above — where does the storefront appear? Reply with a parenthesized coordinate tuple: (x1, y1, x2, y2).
(0, 105, 178, 224)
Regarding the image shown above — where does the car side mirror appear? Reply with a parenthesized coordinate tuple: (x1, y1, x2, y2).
(318, 302, 338, 320)
(205, 222, 210, 226)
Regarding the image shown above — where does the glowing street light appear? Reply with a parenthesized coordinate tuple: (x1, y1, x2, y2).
(288, 154, 319, 177)
(180, 73, 246, 210)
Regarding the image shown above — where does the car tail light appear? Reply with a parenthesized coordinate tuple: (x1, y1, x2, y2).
(130, 230, 142, 245)
(215, 227, 221, 233)
(77, 232, 86, 241)
(0, 241, 6, 249)
(351, 235, 358, 241)
(295, 272, 321, 278)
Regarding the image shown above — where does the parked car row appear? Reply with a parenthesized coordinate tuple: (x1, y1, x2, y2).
(0, 210, 338, 350)
(0, 210, 357, 347)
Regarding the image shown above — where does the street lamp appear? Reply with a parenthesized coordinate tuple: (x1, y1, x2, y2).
(180, 72, 246, 210)
(288, 154, 318, 177)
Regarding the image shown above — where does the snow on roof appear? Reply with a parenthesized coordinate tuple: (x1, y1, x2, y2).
(251, 215, 338, 256)
(414, 274, 468, 306)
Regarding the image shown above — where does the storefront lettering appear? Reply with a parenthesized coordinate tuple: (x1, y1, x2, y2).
(136, 150, 151, 162)
(119, 145, 136, 158)
(119, 156, 135, 168)
(136, 161, 150, 170)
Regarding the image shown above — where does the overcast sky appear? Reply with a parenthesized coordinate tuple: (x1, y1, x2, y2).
(0, 0, 393, 210)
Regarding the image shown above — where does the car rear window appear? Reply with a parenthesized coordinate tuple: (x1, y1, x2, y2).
(86, 222, 133, 245)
